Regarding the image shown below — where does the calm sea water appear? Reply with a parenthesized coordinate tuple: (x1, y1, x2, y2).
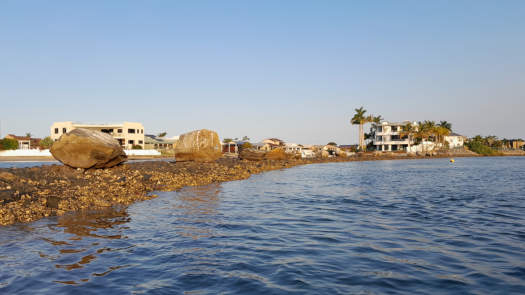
(1, 157, 524, 294)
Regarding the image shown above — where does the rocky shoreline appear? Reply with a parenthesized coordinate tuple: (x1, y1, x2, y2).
(0, 152, 512, 226)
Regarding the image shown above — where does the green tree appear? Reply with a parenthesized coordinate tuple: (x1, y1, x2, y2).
(223, 138, 233, 143)
(0, 138, 18, 150)
(465, 136, 499, 156)
(39, 136, 54, 149)
(132, 144, 143, 150)
(242, 136, 250, 141)
(399, 123, 416, 152)
(241, 142, 252, 149)
(351, 107, 376, 151)
(366, 115, 383, 147)
(327, 142, 337, 146)
(438, 121, 452, 131)
(25, 132, 32, 138)
(157, 132, 167, 138)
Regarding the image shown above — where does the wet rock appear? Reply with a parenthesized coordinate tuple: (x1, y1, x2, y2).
(239, 149, 266, 161)
(46, 196, 60, 209)
(264, 148, 288, 160)
(50, 128, 127, 169)
(0, 172, 16, 182)
(174, 129, 222, 162)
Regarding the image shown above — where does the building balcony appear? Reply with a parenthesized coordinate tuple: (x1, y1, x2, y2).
(376, 131, 400, 136)
(373, 139, 411, 145)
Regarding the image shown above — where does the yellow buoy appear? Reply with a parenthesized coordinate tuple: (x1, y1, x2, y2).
(450, 158, 455, 163)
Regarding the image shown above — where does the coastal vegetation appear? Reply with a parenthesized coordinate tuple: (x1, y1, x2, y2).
(465, 136, 504, 156)
(0, 138, 18, 150)
(39, 137, 53, 149)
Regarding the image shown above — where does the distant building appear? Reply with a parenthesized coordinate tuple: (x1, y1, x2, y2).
(5, 134, 41, 150)
(444, 133, 466, 149)
(284, 143, 303, 154)
(373, 121, 416, 151)
(50, 121, 145, 150)
(144, 134, 178, 150)
(504, 139, 525, 150)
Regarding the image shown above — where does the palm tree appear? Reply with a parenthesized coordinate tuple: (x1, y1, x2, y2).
(399, 122, 416, 152)
(413, 121, 435, 154)
(25, 132, 32, 138)
(438, 121, 452, 131)
(435, 126, 451, 149)
(365, 115, 383, 148)
(351, 107, 374, 151)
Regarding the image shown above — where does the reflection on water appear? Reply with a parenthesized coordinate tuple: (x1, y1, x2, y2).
(174, 184, 221, 240)
(1, 157, 525, 294)
(37, 207, 132, 285)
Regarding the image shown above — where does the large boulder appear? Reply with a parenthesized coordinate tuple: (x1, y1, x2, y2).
(239, 149, 266, 161)
(174, 129, 221, 162)
(50, 128, 127, 169)
(265, 147, 288, 160)
(239, 147, 292, 161)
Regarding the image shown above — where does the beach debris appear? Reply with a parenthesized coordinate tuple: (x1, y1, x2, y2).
(50, 128, 127, 169)
(174, 129, 222, 162)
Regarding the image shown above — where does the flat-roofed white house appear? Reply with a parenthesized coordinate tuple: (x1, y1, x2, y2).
(373, 121, 416, 151)
(50, 121, 145, 150)
(444, 133, 466, 149)
(284, 143, 303, 154)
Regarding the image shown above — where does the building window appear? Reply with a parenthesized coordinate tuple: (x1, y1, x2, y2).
(118, 129, 122, 133)
(128, 140, 134, 144)
(377, 126, 382, 132)
(62, 128, 67, 133)
(54, 128, 59, 134)
(138, 140, 143, 144)
(391, 126, 398, 132)
(128, 129, 135, 134)
(141, 129, 144, 134)
(101, 128, 114, 134)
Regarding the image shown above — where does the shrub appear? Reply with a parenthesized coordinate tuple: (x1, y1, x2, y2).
(241, 142, 252, 149)
(132, 144, 143, 150)
(466, 141, 499, 156)
(39, 137, 54, 149)
(0, 138, 18, 150)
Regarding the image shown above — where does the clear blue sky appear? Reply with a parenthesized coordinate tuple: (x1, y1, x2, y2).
(1, 1, 524, 144)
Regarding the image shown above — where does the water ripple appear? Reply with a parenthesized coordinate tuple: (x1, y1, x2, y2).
(1, 157, 525, 294)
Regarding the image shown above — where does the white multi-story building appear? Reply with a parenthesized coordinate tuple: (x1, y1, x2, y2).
(50, 121, 145, 150)
(373, 121, 416, 152)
